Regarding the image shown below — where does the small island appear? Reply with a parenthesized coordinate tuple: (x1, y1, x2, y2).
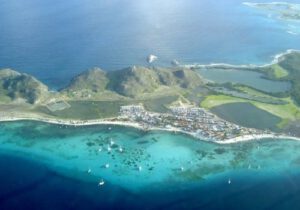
(1, 51, 300, 143)
(244, 2, 300, 21)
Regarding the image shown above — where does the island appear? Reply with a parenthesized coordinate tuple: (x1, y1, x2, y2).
(1, 51, 300, 144)
(244, 2, 300, 21)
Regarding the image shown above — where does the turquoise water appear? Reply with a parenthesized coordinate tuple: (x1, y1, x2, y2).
(1, 0, 300, 88)
(1, 121, 300, 209)
(2, 1, 300, 208)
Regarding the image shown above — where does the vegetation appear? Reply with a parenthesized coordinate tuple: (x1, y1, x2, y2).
(262, 64, 289, 79)
(35, 95, 178, 119)
(0, 69, 49, 104)
(207, 83, 287, 105)
(201, 94, 246, 109)
(1, 52, 300, 133)
(65, 67, 109, 92)
(0, 66, 204, 121)
(254, 52, 300, 105)
(201, 93, 300, 128)
(276, 52, 300, 105)
(62, 66, 204, 99)
(199, 51, 300, 130)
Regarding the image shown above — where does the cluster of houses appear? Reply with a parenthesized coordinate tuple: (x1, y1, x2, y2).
(120, 105, 262, 141)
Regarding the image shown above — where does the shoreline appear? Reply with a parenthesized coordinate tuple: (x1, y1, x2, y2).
(1, 116, 300, 145)
(181, 49, 300, 70)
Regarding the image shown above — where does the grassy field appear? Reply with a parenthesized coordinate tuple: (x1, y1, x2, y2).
(235, 85, 282, 99)
(0, 95, 11, 104)
(201, 95, 246, 109)
(263, 64, 289, 79)
(258, 52, 300, 104)
(34, 95, 179, 120)
(35, 101, 128, 120)
(253, 98, 300, 122)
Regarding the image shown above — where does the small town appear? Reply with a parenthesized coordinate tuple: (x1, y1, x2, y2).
(120, 105, 269, 141)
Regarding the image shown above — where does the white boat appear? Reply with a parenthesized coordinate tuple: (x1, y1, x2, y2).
(119, 147, 123, 153)
(105, 163, 110, 168)
(138, 166, 142, 171)
(98, 147, 102, 152)
(87, 168, 92, 174)
(110, 139, 115, 146)
(228, 179, 231, 184)
(147, 54, 158, 63)
(98, 179, 105, 186)
(107, 146, 112, 152)
(180, 166, 184, 171)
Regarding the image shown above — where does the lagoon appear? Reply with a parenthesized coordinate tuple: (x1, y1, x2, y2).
(197, 68, 291, 93)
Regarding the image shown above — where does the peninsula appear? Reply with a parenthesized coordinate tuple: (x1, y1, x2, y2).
(1, 51, 300, 143)
(244, 2, 300, 21)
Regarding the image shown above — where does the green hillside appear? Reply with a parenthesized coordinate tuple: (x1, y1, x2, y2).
(63, 66, 204, 98)
(0, 69, 49, 104)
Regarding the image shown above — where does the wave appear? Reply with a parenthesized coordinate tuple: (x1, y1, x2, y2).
(180, 49, 300, 69)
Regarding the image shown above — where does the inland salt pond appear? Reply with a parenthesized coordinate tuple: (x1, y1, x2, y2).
(1, 121, 300, 209)
(197, 68, 291, 93)
(211, 102, 282, 131)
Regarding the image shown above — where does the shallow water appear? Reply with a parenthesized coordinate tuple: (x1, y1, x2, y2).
(1, 121, 300, 209)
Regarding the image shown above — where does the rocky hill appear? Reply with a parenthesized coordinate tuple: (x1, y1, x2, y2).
(0, 66, 205, 103)
(65, 67, 109, 92)
(63, 66, 204, 98)
(0, 69, 49, 104)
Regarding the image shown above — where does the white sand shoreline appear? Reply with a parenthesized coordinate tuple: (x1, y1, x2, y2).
(216, 134, 300, 144)
(1, 116, 300, 145)
(181, 49, 300, 69)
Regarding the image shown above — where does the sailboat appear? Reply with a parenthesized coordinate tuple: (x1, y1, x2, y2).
(98, 179, 105, 186)
(119, 147, 123, 153)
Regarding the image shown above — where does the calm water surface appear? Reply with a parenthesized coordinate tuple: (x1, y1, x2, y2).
(0, 121, 300, 209)
(197, 68, 291, 93)
(1, 0, 300, 87)
(1, 0, 300, 209)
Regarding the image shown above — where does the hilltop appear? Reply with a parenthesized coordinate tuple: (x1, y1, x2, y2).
(1, 54, 300, 138)
(0, 66, 205, 105)
(62, 66, 204, 99)
(0, 69, 49, 104)
(0, 66, 206, 119)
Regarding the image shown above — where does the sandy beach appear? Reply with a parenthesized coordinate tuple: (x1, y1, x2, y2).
(1, 113, 300, 145)
(217, 134, 300, 144)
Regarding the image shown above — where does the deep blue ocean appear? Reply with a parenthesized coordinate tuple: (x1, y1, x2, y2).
(1, 154, 300, 210)
(1, 0, 300, 88)
(1, 0, 300, 209)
